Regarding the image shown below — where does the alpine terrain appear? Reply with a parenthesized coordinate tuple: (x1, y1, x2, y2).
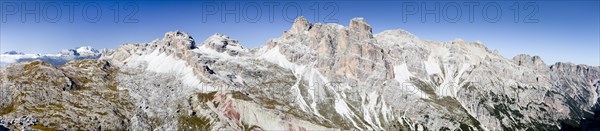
(1, 17, 599, 130)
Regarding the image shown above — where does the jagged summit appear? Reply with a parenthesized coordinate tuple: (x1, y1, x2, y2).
(349, 17, 372, 33)
(161, 30, 196, 49)
(290, 16, 312, 33)
(349, 17, 374, 40)
(199, 33, 246, 56)
(287, 16, 373, 39)
(550, 62, 600, 76)
(512, 54, 547, 71)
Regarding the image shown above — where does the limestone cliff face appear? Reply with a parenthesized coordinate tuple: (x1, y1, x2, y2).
(273, 17, 393, 82)
(158, 30, 197, 59)
(1, 17, 599, 130)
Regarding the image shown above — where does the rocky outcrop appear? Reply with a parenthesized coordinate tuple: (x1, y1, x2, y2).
(161, 30, 196, 49)
(0, 60, 134, 130)
(199, 33, 246, 56)
(289, 16, 311, 34)
(156, 31, 198, 59)
(513, 54, 548, 71)
(349, 17, 373, 40)
(550, 62, 600, 77)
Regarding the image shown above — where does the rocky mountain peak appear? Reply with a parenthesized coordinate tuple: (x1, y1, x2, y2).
(161, 30, 196, 50)
(139, 31, 199, 61)
(199, 33, 246, 56)
(269, 17, 391, 81)
(550, 62, 600, 77)
(290, 16, 312, 33)
(75, 46, 99, 56)
(350, 18, 371, 33)
(512, 54, 547, 71)
(349, 17, 373, 40)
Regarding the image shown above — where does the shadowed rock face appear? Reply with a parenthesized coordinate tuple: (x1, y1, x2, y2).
(1, 16, 599, 130)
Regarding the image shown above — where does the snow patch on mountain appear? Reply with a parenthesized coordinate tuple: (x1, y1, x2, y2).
(60, 46, 100, 57)
(395, 64, 429, 99)
(258, 46, 306, 76)
(194, 46, 234, 59)
(424, 59, 442, 75)
(125, 49, 213, 92)
(394, 64, 412, 84)
(76, 46, 99, 55)
(304, 67, 329, 117)
(361, 91, 384, 129)
(334, 96, 361, 129)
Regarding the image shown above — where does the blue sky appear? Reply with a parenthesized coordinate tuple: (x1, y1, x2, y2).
(0, 0, 598, 66)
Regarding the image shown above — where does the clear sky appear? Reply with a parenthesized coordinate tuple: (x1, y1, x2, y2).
(1, 0, 598, 66)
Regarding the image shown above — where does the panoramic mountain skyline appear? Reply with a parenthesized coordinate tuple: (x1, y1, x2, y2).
(1, 1, 599, 130)
(1, 1, 598, 66)
(1, 16, 599, 130)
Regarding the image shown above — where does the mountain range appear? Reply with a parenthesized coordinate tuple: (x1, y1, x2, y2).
(0, 46, 101, 67)
(1, 16, 599, 130)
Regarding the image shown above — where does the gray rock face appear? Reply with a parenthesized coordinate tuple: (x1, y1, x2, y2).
(513, 54, 548, 71)
(200, 33, 246, 56)
(162, 30, 197, 50)
(551, 62, 600, 77)
(1, 17, 599, 130)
